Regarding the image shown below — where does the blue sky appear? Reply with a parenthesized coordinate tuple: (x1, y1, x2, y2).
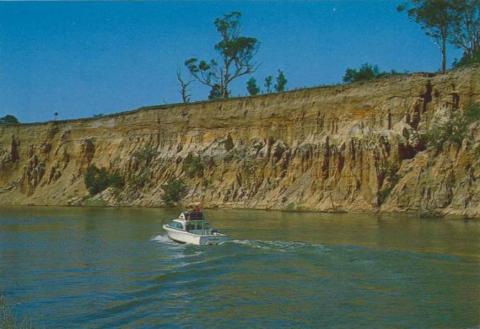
(0, 1, 462, 123)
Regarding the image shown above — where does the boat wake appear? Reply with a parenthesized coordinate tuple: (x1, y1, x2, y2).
(226, 239, 331, 253)
(151, 234, 176, 245)
(152, 233, 329, 254)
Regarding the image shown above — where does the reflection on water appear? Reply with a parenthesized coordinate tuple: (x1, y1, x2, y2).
(0, 207, 479, 328)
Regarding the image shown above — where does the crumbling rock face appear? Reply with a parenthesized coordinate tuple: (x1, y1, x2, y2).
(20, 154, 46, 195)
(81, 139, 95, 165)
(10, 136, 19, 163)
(0, 65, 480, 217)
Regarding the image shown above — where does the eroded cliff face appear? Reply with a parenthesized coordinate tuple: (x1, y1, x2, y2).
(1, 66, 480, 217)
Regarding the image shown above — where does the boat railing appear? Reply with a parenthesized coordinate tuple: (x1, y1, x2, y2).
(185, 218, 211, 235)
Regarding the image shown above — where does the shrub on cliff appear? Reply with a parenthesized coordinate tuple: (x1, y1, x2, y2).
(84, 165, 124, 195)
(108, 172, 124, 189)
(182, 154, 204, 178)
(85, 165, 108, 195)
(133, 146, 157, 164)
(161, 178, 187, 206)
(464, 102, 480, 122)
(131, 169, 150, 188)
(427, 112, 468, 149)
(426, 103, 480, 149)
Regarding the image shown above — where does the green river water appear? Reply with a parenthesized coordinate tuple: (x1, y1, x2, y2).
(0, 207, 479, 328)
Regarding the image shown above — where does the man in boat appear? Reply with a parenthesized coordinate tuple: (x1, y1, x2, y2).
(184, 205, 202, 232)
(190, 205, 203, 220)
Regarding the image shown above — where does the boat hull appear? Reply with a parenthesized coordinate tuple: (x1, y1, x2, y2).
(163, 225, 227, 245)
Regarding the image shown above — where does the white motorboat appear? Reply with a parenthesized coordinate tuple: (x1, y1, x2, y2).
(163, 211, 227, 245)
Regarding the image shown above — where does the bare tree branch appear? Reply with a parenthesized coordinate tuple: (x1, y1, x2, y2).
(176, 70, 193, 103)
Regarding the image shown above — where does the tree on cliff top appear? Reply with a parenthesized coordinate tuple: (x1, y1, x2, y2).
(246, 77, 260, 96)
(264, 75, 273, 93)
(185, 12, 259, 99)
(398, 0, 459, 73)
(343, 63, 381, 83)
(274, 70, 287, 92)
(450, 0, 480, 59)
(343, 64, 403, 83)
(0, 115, 19, 125)
(451, 0, 480, 66)
(176, 70, 193, 103)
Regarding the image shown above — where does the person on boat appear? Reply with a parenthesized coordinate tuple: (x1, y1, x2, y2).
(190, 205, 203, 220)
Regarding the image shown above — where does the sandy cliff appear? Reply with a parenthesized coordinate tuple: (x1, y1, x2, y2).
(1, 66, 480, 217)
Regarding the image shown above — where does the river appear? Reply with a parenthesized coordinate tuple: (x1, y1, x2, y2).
(0, 207, 479, 328)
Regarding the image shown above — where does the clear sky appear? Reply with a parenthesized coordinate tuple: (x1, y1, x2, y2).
(0, 1, 462, 123)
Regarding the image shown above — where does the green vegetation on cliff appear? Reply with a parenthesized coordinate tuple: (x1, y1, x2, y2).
(183, 153, 204, 178)
(426, 102, 480, 150)
(162, 178, 187, 206)
(84, 165, 123, 195)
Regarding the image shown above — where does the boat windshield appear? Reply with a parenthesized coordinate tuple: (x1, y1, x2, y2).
(169, 221, 184, 230)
